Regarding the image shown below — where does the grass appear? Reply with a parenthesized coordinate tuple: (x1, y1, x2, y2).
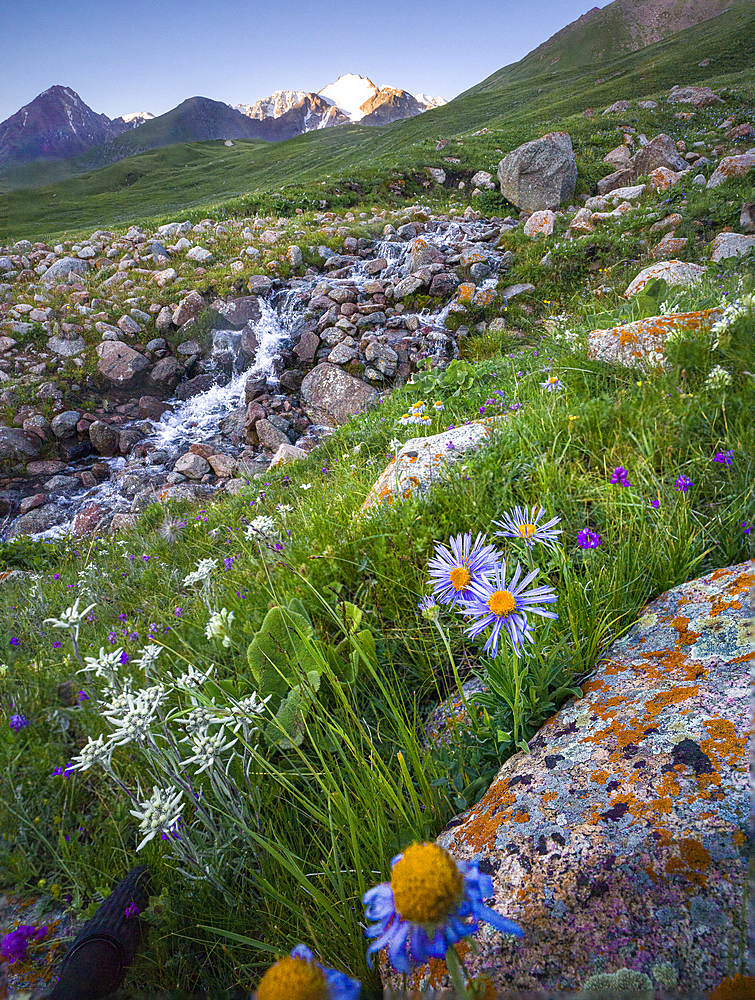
(0, 248, 753, 994)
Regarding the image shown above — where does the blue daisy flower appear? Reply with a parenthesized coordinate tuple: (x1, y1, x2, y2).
(255, 943, 360, 1000)
(460, 560, 558, 658)
(493, 505, 562, 550)
(363, 841, 522, 974)
(426, 532, 501, 609)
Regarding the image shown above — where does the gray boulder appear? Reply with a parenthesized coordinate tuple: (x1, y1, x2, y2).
(497, 132, 577, 212)
(172, 290, 205, 327)
(7, 503, 68, 538)
(255, 418, 290, 451)
(173, 452, 210, 479)
(40, 257, 90, 285)
(300, 363, 379, 426)
(50, 411, 81, 439)
(631, 133, 687, 176)
(148, 356, 184, 388)
(47, 335, 86, 356)
(215, 296, 262, 328)
(0, 425, 43, 461)
(96, 341, 150, 384)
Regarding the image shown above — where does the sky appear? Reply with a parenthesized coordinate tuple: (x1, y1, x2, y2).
(0, 0, 606, 123)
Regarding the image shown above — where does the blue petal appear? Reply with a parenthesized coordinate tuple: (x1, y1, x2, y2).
(324, 967, 362, 1000)
(473, 902, 524, 937)
(290, 944, 315, 961)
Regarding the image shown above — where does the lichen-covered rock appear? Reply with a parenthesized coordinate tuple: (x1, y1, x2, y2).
(709, 233, 755, 262)
(387, 560, 753, 994)
(632, 133, 687, 175)
(300, 362, 379, 426)
(523, 210, 555, 237)
(95, 341, 149, 384)
(625, 261, 705, 297)
(706, 152, 755, 190)
(497, 132, 577, 213)
(668, 85, 724, 107)
(587, 309, 721, 370)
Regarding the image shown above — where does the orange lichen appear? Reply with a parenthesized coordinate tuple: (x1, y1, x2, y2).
(669, 615, 700, 645)
(709, 596, 741, 617)
(590, 770, 610, 784)
(513, 810, 530, 823)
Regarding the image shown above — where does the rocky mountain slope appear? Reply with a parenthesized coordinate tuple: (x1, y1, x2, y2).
(0, 86, 131, 166)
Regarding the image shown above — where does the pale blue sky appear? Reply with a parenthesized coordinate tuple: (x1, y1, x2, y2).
(0, 0, 605, 122)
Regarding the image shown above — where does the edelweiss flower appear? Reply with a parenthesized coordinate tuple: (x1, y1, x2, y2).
(204, 608, 234, 647)
(179, 728, 238, 775)
(183, 558, 218, 588)
(44, 599, 97, 630)
(67, 733, 115, 773)
(129, 785, 185, 852)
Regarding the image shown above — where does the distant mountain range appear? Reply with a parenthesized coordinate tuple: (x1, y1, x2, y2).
(0, 74, 446, 169)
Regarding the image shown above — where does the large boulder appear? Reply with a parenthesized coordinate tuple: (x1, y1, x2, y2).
(0, 426, 43, 461)
(625, 261, 706, 298)
(7, 503, 68, 538)
(172, 290, 205, 327)
(389, 560, 753, 995)
(706, 152, 755, 190)
(39, 257, 90, 285)
(95, 342, 150, 384)
(497, 132, 577, 213)
(215, 296, 262, 328)
(300, 363, 379, 426)
(587, 308, 722, 370)
(631, 134, 687, 177)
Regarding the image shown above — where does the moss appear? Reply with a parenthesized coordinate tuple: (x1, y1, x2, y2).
(582, 967, 654, 997)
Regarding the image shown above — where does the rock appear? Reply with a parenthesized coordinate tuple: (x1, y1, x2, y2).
(219, 405, 247, 438)
(173, 452, 210, 479)
(706, 152, 755, 189)
(497, 132, 577, 212)
(602, 99, 632, 114)
(327, 342, 358, 364)
(651, 233, 689, 259)
(47, 335, 86, 356)
(72, 502, 111, 537)
(23, 415, 53, 441)
(523, 210, 555, 237)
(118, 427, 147, 454)
(394, 274, 429, 298)
(248, 274, 273, 295)
(153, 267, 177, 286)
(649, 213, 683, 234)
(89, 420, 118, 457)
(110, 513, 137, 532)
(470, 170, 495, 190)
(269, 441, 309, 467)
(587, 308, 722, 370)
(625, 261, 706, 298)
(361, 418, 504, 514)
(255, 418, 290, 451)
(427, 167, 446, 184)
(603, 144, 633, 168)
(632, 134, 687, 175)
(363, 258, 388, 275)
(216, 296, 262, 327)
(596, 167, 635, 195)
(58, 438, 93, 463)
(39, 257, 90, 285)
(44, 475, 78, 493)
(207, 453, 237, 477)
(603, 184, 646, 204)
(117, 314, 141, 336)
(294, 329, 320, 363)
(668, 84, 724, 107)
(186, 246, 213, 262)
(7, 502, 68, 538)
(400, 560, 753, 996)
(0, 425, 43, 460)
(50, 410, 81, 439)
(300, 362, 379, 426)
(96, 341, 149, 384)
(26, 460, 67, 475)
(157, 221, 191, 237)
(138, 396, 172, 420)
(145, 338, 168, 353)
(709, 233, 755, 262)
(176, 339, 202, 357)
(287, 245, 303, 267)
(364, 341, 398, 376)
(740, 202, 755, 233)
(568, 207, 594, 232)
(148, 356, 184, 388)
(405, 238, 443, 274)
(500, 283, 535, 300)
(174, 374, 216, 399)
(20, 493, 46, 514)
(648, 166, 686, 192)
(156, 305, 174, 331)
(429, 272, 460, 296)
(172, 290, 205, 327)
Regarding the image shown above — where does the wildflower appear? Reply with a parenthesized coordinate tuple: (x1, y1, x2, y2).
(129, 785, 185, 852)
(427, 532, 500, 609)
(363, 842, 522, 975)
(714, 450, 734, 467)
(52, 641, 62, 649)
(246, 515, 276, 538)
(417, 595, 440, 622)
(101, 689, 164, 747)
(433, 400, 444, 411)
(133, 644, 162, 677)
(398, 414, 411, 426)
(539, 374, 564, 392)
(204, 608, 234, 648)
(216, 692, 271, 736)
(125, 903, 140, 919)
(576, 528, 602, 549)
(119, 650, 130, 665)
(494, 505, 562, 550)
(67, 733, 114, 773)
(44, 598, 96, 630)
(9, 714, 30, 732)
(704, 365, 732, 391)
(742, 521, 752, 535)
(651, 498, 660, 509)
(1, 924, 49, 964)
(609, 466, 631, 487)
(460, 559, 557, 658)
(388, 437, 403, 452)
(179, 727, 238, 775)
(157, 516, 185, 544)
(299, 483, 313, 490)
(183, 558, 218, 588)
(174, 607, 183, 617)
(173, 662, 215, 694)
(9, 637, 19, 647)
(675, 476, 693, 493)
(256, 944, 360, 1000)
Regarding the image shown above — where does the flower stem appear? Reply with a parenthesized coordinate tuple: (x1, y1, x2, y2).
(444, 943, 470, 997)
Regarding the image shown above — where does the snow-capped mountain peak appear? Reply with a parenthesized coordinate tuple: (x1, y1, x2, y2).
(121, 111, 155, 123)
(317, 74, 379, 121)
(414, 93, 447, 110)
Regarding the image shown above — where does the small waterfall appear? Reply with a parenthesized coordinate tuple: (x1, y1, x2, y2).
(249, 297, 287, 383)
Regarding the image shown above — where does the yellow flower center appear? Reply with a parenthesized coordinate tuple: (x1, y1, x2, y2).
(256, 956, 328, 1000)
(391, 842, 465, 924)
(449, 565, 471, 590)
(517, 523, 536, 538)
(487, 589, 517, 616)
(548, 376, 559, 384)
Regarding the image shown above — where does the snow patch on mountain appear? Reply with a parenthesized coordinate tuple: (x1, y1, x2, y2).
(121, 111, 155, 124)
(414, 93, 447, 110)
(317, 74, 379, 121)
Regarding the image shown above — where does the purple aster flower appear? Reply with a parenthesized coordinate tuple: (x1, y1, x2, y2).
(417, 595, 440, 622)
(459, 560, 558, 658)
(9, 637, 19, 647)
(609, 466, 631, 487)
(9, 714, 30, 732)
(174, 607, 183, 617)
(256, 944, 361, 999)
(494, 505, 562, 550)
(1, 924, 48, 964)
(576, 528, 602, 549)
(426, 532, 501, 609)
(539, 374, 564, 392)
(119, 651, 129, 665)
(714, 450, 734, 467)
(742, 521, 752, 535)
(651, 498, 660, 509)
(675, 475, 693, 492)
(52, 641, 62, 649)
(363, 841, 522, 975)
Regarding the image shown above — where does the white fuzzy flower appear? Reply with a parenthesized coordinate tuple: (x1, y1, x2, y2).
(204, 608, 234, 647)
(44, 599, 97, 630)
(389, 438, 403, 451)
(179, 728, 238, 775)
(183, 558, 218, 588)
(101, 689, 163, 747)
(179, 702, 222, 736)
(67, 733, 115, 773)
(129, 785, 185, 852)
(78, 647, 125, 682)
(299, 483, 313, 490)
(172, 662, 215, 694)
(133, 644, 163, 675)
(245, 515, 276, 539)
(216, 692, 272, 735)
(705, 364, 733, 390)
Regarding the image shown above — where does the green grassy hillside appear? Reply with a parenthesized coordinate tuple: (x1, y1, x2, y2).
(1, 0, 753, 241)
